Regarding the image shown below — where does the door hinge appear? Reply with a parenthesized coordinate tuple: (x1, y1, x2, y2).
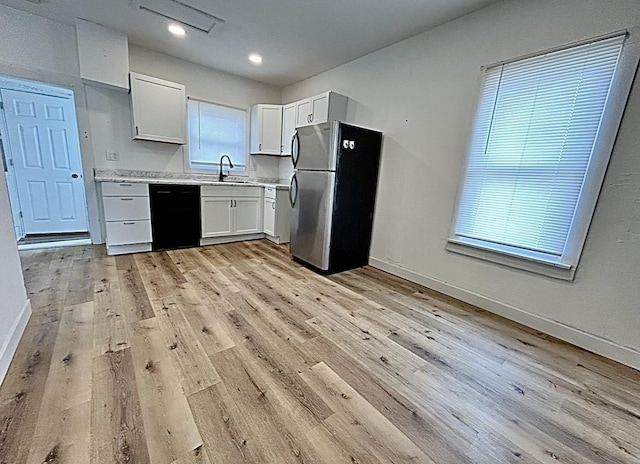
(8, 158, 13, 166)
(19, 211, 23, 218)
(0, 102, 3, 110)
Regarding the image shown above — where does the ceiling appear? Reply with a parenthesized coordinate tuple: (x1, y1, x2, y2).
(1, 0, 499, 87)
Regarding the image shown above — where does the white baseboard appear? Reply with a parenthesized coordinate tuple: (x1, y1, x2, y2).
(265, 234, 288, 245)
(200, 233, 265, 246)
(18, 238, 92, 251)
(369, 258, 640, 371)
(0, 299, 32, 385)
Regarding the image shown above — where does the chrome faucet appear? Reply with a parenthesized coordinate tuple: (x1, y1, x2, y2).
(218, 155, 234, 182)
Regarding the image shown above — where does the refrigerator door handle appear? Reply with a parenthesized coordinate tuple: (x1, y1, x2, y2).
(289, 173, 298, 207)
(291, 131, 300, 168)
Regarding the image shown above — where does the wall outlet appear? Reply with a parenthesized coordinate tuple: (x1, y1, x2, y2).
(106, 151, 119, 161)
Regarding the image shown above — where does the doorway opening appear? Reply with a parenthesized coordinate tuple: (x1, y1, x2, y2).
(0, 76, 90, 249)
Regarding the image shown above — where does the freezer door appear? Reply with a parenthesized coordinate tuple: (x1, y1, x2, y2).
(329, 124, 383, 272)
(290, 170, 335, 270)
(294, 122, 339, 171)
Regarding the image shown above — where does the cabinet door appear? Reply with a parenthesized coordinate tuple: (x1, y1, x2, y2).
(275, 190, 291, 243)
(295, 99, 312, 127)
(234, 197, 262, 234)
(263, 198, 276, 236)
(281, 104, 296, 155)
(310, 93, 329, 124)
(258, 105, 283, 154)
(201, 197, 233, 237)
(130, 72, 186, 144)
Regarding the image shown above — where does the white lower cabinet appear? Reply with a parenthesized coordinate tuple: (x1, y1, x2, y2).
(101, 182, 152, 255)
(201, 186, 263, 241)
(201, 197, 234, 237)
(263, 187, 291, 244)
(101, 182, 289, 252)
(264, 198, 276, 236)
(235, 198, 262, 234)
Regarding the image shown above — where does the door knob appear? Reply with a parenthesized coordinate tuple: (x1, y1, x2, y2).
(71, 173, 79, 179)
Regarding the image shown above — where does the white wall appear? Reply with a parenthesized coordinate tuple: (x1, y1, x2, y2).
(0, 4, 102, 243)
(282, 0, 640, 367)
(0, 172, 29, 384)
(88, 45, 283, 179)
(0, 5, 79, 77)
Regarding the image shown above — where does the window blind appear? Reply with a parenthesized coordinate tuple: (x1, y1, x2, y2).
(188, 99, 247, 170)
(453, 35, 625, 263)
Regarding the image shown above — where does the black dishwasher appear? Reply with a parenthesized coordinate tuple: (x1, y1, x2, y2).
(149, 184, 201, 251)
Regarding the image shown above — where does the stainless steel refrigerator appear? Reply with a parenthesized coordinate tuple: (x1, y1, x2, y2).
(289, 121, 382, 273)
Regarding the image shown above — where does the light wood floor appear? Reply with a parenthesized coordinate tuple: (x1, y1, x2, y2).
(1, 240, 639, 464)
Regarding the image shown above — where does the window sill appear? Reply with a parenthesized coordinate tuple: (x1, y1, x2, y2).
(446, 238, 576, 281)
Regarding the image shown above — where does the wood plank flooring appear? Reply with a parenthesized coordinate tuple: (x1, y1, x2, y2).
(1, 240, 640, 463)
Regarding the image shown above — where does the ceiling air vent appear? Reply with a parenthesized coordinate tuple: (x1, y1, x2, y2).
(133, 0, 225, 34)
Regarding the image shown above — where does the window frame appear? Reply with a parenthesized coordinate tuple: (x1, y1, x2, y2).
(184, 97, 250, 176)
(447, 29, 640, 280)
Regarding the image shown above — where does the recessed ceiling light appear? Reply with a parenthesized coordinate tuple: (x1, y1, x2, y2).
(249, 53, 263, 65)
(168, 23, 186, 37)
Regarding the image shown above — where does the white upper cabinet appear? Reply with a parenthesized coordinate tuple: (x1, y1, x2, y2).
(129, 72, 186, 144)
(76, 19, 130, 91)
(311, 93, 329, 123)
(294, 91, 348, 128)
(281, 103, 296, 155)
(250, 91, 348, 156)
(295, 99, 312, 127)
(250, 104, 283, 155)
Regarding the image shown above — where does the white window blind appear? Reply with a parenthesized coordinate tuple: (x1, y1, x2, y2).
(452, 35, 625, 266)
(187, 99, 247, 171)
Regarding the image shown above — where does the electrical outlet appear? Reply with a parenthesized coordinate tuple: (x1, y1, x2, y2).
(106, 151, 119, 161)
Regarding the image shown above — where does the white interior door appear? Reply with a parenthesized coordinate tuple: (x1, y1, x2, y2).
(1, 89, 88, 234)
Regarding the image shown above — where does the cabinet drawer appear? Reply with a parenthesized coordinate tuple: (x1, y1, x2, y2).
(106, 220, 152, 246)
(102, 182, 149, 197)
(103, 196, 150, 221)
(264, 187, 276, 200)
(201, 185, 262, 198)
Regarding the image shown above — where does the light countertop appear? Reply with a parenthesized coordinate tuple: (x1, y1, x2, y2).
(94, 169, 290, 190)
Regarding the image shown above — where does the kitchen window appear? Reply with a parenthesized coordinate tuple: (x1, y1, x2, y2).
(448, 32, 639, 280)
(187, 98, 248, 173)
